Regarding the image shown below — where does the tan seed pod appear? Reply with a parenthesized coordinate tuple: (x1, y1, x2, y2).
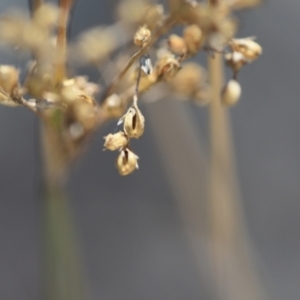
(230, 38, 262, 62)
(183, 25, 204, 54)
(103, 131, 129, 151)
(221, 79, 241, 106)
(119, 103, 145, 138)
(0, 65, 19, 95)
(134, 26, 151, 47)
(155, 54, 181, 82)
(116, 148, 139, 176)
(167, 34, 187, 56)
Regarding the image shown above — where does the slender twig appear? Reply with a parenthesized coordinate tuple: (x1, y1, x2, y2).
(54, 0, 73, 85)
(101, 16, 174, 102)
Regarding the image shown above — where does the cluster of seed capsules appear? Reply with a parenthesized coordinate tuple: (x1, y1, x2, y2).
(103, 94, 144, 176)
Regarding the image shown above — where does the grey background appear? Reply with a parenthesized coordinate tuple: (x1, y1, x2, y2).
(0, 0, 299, 300)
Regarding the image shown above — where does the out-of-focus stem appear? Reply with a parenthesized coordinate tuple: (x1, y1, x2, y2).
(208, 53, 266, 300)
(41, 122, 87, 300)
(54, 0, 73, 85)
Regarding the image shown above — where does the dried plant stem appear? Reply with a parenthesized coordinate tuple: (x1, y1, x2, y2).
(54, 0, 73, 85)
(102, 16, 174, 101)
(208, 53, 266, 300)
(41, 124, 87, 300)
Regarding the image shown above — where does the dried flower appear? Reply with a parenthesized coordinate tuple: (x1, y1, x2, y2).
(225, 51, 247, 73)
(134, 26, 151, 47)
(183, 25, 204, 54)
(116, 147, 139, 176)
(103, 131, 129, 151)
(169, 62, 206, 98)
(0, 65, 19, 95)
(155, 53, 181, 81)
(103, 93, 125, 118)
(221, 79, 241, 106)
(168, 34, 187, 57)
(118, 103, 145, 138)
(230, 38, 262, 62)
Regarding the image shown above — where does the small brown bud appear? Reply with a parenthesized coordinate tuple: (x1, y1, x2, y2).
(0, 65, 19, 95)
(230, 38, 262, 62)
(168, 34, 187, 56)
(134, 26, 151, 47)
(103, 131, 129, 151)
(183, 25, 204, 54)
(116, 148, 139, 176)
(119, 103, 145, 138)
(221, 80, 241, 106)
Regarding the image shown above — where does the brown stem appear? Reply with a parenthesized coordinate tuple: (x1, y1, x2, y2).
(101, 16, 174, 102)
(54, 0, 73, 85)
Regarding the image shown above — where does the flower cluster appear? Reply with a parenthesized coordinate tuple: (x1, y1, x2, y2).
(0, 0, 262, 176)
(104, 95, 144, 176)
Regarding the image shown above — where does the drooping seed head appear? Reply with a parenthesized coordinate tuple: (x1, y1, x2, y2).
(221, 79, 242, 106)
(116, 148, 139, 176)
(134, 26, 151, 47)
(104, 131, 129, 151)
(119, 104, 145, 138)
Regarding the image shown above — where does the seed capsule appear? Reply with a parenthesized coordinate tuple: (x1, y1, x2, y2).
(116, 148, 139, 176)
(221, 80, 241, 106)
(168, 34, 187, 56)
(230, 38, 262, 62)
(225, 51, 247, 73)
(103, 131, 129, 151)
(155, 54, 181, 82)
(183, 25, 204, 54)
(134, 26, 151, 47)
(0, 65, 19, 95)
(119, 103, 145, 138)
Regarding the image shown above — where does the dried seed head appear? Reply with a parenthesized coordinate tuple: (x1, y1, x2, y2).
(134, 26, 151, 47)
(0, 65, 19, 95)
(104, 131, 129, 151)
(60, 78, 96, 105)
(103, 93, 125, 118)
(183, 25, 204, 54)
(168, 34, 187, 57)
(221, 79, 241, 106)
(143, 4, 164, 30)
(0, 90, 19, 106)
(169, 62, 206, 98)
(155, 54, 181, 82)
(75, 27, 116, 64)
(118, 0, 164, 29)
(116, 148, 139, 176)
(230, 38, 262, 61)
(225, 51, 246, 73)
(33, 3, 58, 29)
(117, 0, 150, 25)
(119, 103, 145, 138)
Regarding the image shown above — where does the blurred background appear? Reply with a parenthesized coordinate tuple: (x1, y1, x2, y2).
(0, 0, 299, 299)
